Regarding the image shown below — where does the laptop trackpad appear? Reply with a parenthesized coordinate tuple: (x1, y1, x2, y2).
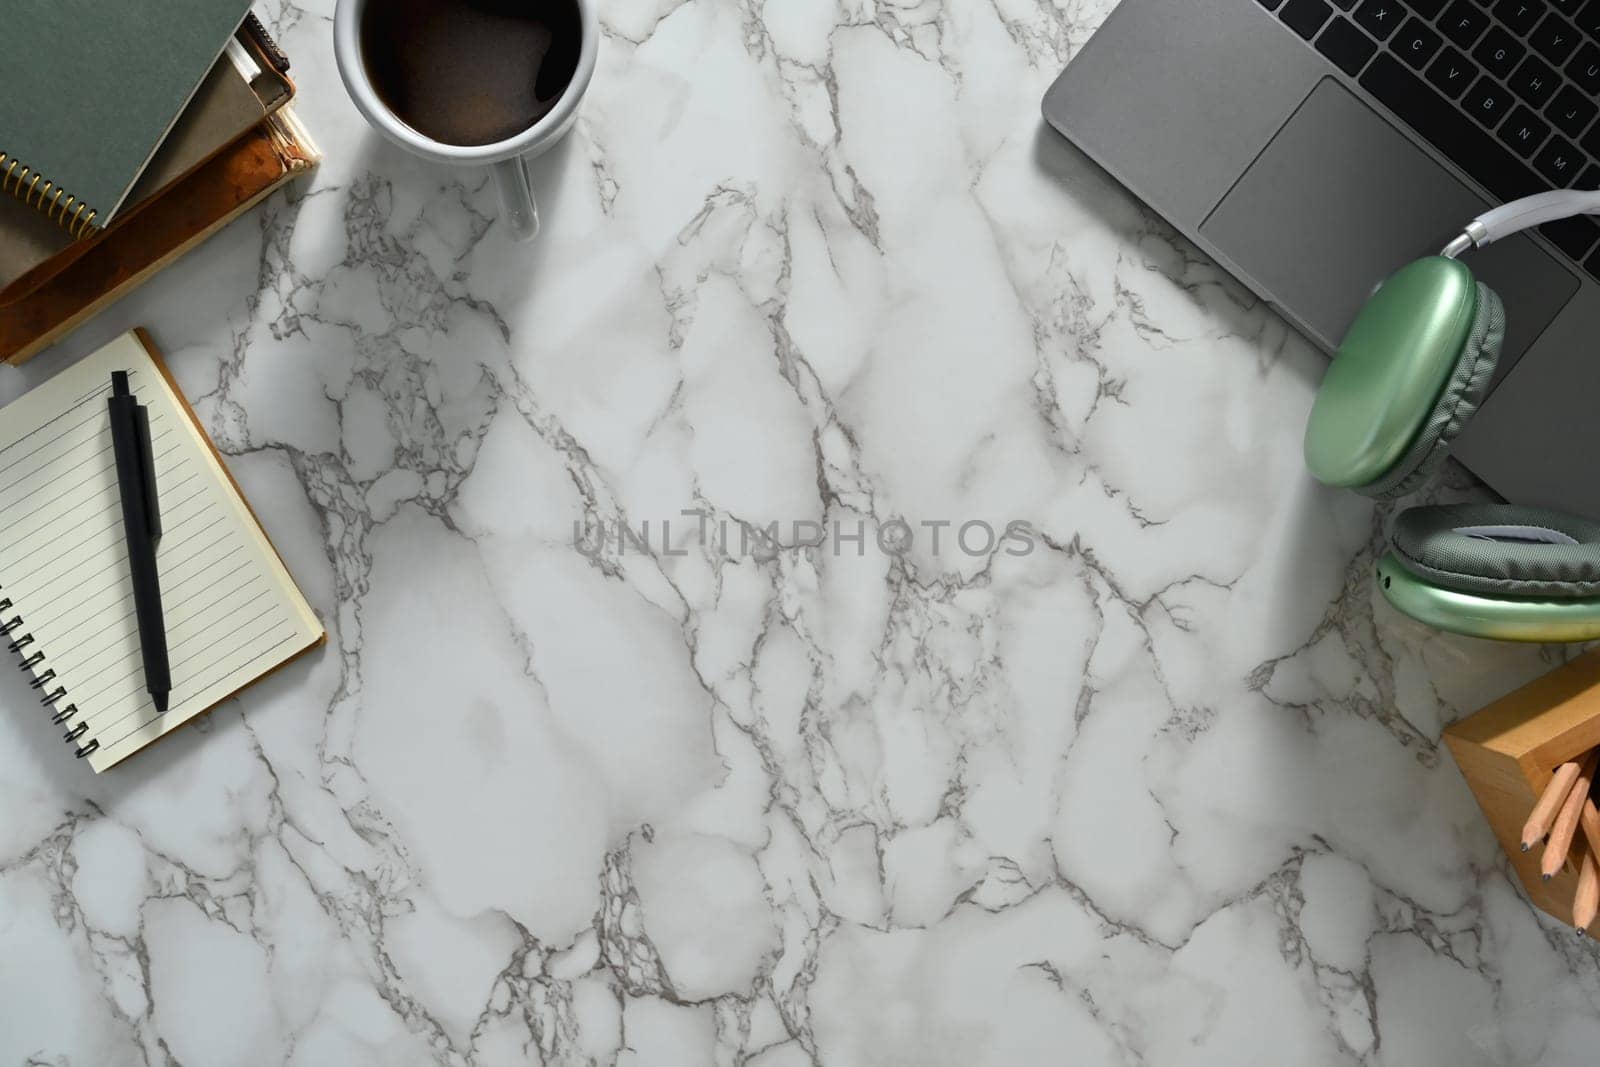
(1200, 78, 1576, 383)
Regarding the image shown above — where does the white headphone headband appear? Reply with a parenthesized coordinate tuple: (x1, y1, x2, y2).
(1444, 188, 1600, 258)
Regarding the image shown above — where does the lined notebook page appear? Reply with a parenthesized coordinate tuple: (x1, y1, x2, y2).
(0, 332, 321, 771)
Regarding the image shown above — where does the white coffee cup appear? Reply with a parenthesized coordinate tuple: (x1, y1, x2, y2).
(332, 0, 598, 241)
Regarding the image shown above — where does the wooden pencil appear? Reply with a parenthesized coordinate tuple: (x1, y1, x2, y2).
(1542, 750, 1599, 881)
(1577, 852, 1599, 936)
(1581, 797, 1600, 861)
(1578, 793, 1600, 936)
(1523, 759, 1586, 851)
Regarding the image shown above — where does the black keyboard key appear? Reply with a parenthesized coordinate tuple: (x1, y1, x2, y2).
(1361, 55, 1546, 201)
(1427, 45, 1481, 94)
(1442, 0, 1490, 47)
(1410, 0, 1448, 13)
(1495, 0, 1549, 34)
(1576, 0, 1600, 35)
(1586, 246, 1600, 283)
(1464, 75, 1517, 126)
(1550, 0, 1584, 12)
(1332, 0, 1358, 7)
(1499, 105, 1553, 155)
(1257, 0, 1284, 7)
(1534, 133, 1586, 182)
(1542, 216, 1600, 256)
(1580, 114, 1600, 156)
(1394, 16, 1445, 65)
(1548, 84, 1599, 136)
(1532, 14, 1583, 63)
(1283, 0, 1336, 37)
(1510, 55, 1561, 104)
(1318, 17, 1380, 72)
(1355, 0, 1406, 38)
(1576, 162, 1600, 187)
(1569, 42, 1600, 93)
(1474, 27, 1526, 78)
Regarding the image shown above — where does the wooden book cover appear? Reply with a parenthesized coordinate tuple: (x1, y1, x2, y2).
(0, 106, 319, 364)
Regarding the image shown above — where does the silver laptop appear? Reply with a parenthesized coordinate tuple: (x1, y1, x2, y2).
(1043, 0, 1600, 515)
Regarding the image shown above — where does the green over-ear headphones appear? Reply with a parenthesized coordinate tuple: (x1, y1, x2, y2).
(1305, 190, 1600, 643)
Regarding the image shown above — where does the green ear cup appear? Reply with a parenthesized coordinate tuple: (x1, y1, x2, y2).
(1357, 282, 1503, 498)
(1304, 257, 1498, 496)
(1377, 551, 1600, 642)
(1391, 504, 1600, 598)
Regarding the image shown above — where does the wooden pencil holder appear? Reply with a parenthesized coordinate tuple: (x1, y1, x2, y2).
(1445, 649, 1600, 926)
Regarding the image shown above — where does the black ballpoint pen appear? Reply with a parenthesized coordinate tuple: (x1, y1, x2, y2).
(108, 371, 170, 712)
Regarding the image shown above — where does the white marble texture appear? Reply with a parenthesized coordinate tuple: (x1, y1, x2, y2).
(3, 1, 1600, 1064)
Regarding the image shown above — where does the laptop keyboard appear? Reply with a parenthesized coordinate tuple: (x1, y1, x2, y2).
(1256, 0, 1600, 280)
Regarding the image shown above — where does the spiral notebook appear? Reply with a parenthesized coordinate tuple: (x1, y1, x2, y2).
(0, 330, 323, 770)
(0, 27, 296, 299)
(0, 0, 254, 236)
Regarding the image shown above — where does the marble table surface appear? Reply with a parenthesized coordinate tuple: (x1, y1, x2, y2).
(6, 1, 1600, 1064)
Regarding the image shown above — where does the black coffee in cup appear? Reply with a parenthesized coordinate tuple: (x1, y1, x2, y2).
(359, 0, 583, 147)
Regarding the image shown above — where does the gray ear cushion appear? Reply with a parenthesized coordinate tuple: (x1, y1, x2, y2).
(1359, 282, 1505, 500)
(1390, 503, 1600, 598)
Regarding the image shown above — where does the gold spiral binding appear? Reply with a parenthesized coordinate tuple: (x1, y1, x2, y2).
(0, 151, 100, 240)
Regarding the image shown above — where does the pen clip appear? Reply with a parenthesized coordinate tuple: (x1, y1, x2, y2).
(133, 405, 159, 539)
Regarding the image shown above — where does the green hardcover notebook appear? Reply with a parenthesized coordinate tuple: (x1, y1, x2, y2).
(0, 0, 254, 236)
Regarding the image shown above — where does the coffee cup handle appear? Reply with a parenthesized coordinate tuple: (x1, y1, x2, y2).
(491, 156, 540, 242)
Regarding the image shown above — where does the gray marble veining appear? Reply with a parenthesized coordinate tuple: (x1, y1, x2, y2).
(3, 1, 1599, 1064)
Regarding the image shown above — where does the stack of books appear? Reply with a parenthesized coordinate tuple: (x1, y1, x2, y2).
(0, 4, 320, 363)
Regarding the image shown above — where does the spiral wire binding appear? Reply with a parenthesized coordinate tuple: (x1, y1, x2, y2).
(0, 153, 99, 238)
(0, 588, 94, 758)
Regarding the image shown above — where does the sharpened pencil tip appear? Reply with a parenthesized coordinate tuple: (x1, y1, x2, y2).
(154, 691, 168, 713)
(1522, 842, 1532, 852)
(1543, 873, 1554, 882)
(1578, 927, 1587, 938)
